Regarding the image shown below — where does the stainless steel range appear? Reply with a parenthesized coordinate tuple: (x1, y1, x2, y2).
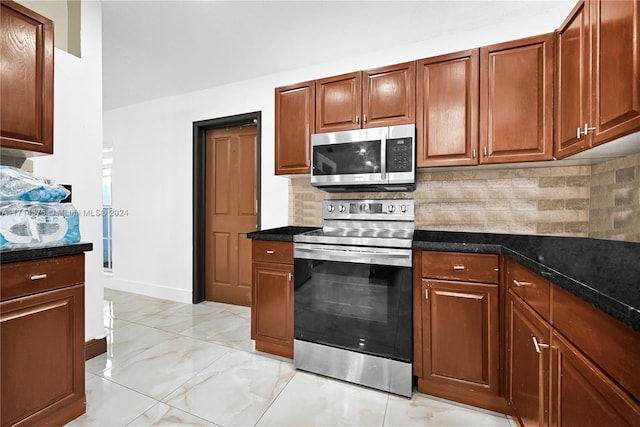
(293, 199, 414, 397)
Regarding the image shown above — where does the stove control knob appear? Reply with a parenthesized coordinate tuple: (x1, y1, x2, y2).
(400, 205, 408, 213)
(338, 205, 346, 213)
(327, 204, 335, 213)
(388, 205, 396, 213)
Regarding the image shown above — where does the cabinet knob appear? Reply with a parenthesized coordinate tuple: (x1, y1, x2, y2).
(30, 274, 48, 281)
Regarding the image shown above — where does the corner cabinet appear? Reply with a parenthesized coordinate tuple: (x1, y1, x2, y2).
(0, 0, 54, 156)
(555, 0, 640, 158)
(505, 258, 640, 427)
(274, 81, 315, 175)
(480, 33, 554, 164)
(414, 250, 506, 413)
(315, 62, 416, 133)
(1, 254, 86, 426)
(251, 240, 294, 358)
(417, 49, 479, 167)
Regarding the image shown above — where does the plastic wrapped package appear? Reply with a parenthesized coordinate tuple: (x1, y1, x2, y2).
(0, 201, 81, 249)
(0, 166, 70, 203)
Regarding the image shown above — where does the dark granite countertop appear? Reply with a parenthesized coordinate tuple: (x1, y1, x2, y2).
(247, 226, 319, 242)
(0, 242, 94, 264)
(414, 230, 640, 331)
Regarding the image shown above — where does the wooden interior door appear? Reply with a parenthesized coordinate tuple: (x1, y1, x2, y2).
(205, 125, 257, 306)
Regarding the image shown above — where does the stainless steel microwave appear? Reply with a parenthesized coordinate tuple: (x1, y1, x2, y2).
(310, 124, 416, 192)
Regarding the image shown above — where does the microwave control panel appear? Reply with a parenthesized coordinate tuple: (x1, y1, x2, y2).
(386, 138, 413, 172)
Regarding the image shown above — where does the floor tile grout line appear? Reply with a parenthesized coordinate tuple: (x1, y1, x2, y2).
(251, 368, 300, 427)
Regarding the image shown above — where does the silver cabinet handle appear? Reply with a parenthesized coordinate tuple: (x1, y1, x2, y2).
(577, 123, 596, 138)
(532, 336, 549, 353)
(356, 115, 360, 125)
(513, 279, 532, 287)
(31, 274, 48, 281)
(266, 250, 275, 254)
(452, 265, 465, 270)
(363, 114, 367, 123)
(483, 147, 488, 157)
(288, 272, 293, 281)
(425, 288, 429, 300)
(472, 149, 476, 158)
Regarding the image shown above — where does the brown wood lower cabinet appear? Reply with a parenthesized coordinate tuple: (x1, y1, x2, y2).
(415, 250, 506, 413)
(550, 331, 640, 426)
(507, 291, 551, 427)
(0, 254, 86, 427)
(251, 240, 294, 358)
(505, 258, 640, 427)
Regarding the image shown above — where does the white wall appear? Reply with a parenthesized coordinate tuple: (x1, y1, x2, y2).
(103, 5, 572, 302)
(33, 0, 104, 342)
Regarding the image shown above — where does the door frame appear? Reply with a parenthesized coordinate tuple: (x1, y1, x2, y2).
(192, 111, 261, 303)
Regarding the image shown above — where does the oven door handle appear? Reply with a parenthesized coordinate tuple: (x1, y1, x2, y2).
(294, 245, 411, 267)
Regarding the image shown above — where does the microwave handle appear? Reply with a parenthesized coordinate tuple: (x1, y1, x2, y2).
(380, 133, 387, 180)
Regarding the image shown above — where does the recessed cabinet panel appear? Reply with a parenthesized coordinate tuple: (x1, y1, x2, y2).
(417, 50, 479, 167)
(363, 62, 415, 128)
(0, 1, 54, 155)
(316, 72, 362, 132)
(555, 0, 590, 158)
(480, 34, 554, 164)
(591, 0, 640, 146)
(275, 81, 314, 175)
(550, 331, 640, 426)
(507, 292, 550, 427)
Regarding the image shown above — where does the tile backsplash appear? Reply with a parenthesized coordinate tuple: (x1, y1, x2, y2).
(289, 152, 640, 243)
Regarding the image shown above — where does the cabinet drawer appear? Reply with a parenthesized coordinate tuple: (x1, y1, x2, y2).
(251, 240, 293, 264)
(506, 259, 550, 321)
(421, 251, 499, 283)
(1, 255, 85, 301)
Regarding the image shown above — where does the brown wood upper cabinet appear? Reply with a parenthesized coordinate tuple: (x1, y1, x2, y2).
(0, 1, 54, 156)
(417, 49, 479, 167)
(555, 0, 640, 158)
(315, 62, 416, 133)
(274, 81, 315, 175)
(480, 33, 554, 164)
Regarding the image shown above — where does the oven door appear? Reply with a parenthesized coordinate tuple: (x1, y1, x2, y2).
(293, 243, 412, 362)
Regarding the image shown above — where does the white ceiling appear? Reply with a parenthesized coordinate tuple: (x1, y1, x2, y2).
(101, 0, 576, 111)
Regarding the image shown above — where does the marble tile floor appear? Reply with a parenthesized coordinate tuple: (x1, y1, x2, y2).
(68, 288, 517, 427)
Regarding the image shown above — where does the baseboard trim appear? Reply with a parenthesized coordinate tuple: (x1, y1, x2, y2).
(85, 337, 107, 360)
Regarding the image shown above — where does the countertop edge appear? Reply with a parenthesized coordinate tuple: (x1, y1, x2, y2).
(0, 242, 94, 264)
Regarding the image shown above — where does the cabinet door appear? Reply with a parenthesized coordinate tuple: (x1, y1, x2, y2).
(315, 72, 362, 132)
(507, 291, 550, 427)
(590, 0, 640, 146)
(421, 279, 500, 395)
(550, 331, 640, 427)
(480, 33, 554, 164)
(251, 261, 293, 358)
(1, 285, 85, 426)
(275, 81, 315, 175)
(554, 0, 591, 158)
(0, 1, 54, 155)
(417, 50, 479, 167)
(363, 61, 415, 128)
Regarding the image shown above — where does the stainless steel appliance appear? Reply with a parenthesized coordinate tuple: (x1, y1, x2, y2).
(293, 199, 414, 397)
(310, 125, 416, 192)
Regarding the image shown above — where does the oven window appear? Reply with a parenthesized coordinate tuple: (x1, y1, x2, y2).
(313, 140, 382, 175)
(294, 259, 412, 362)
